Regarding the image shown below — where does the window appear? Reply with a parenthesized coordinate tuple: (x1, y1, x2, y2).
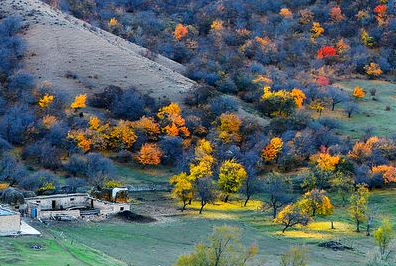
(120, 207, 124, 211)
(70, 198, 75, 201)
(36, 201, 41, 203)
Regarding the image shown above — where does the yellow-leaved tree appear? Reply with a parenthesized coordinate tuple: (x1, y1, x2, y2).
(217, 113, 242, 143)
(298, 189, 333, 217)
(218, 159, 247, 202)
(310, 146, 340, 171)
(38, 94, 54, 108)
(169, 172, 194, 211)
(70, 94, 87, 110)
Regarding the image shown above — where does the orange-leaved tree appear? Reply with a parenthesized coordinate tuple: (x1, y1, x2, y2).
(310, 146, 340, 171)
(135, 143, 163, 167)
(262, 137, 283, 162)
(364, 63, 383, 77)
(174, 23, 188, 40)
(353, 86, 365, 99)
(372, 165, 396, 184)
(132, 116, 160, 140)
(157, 103, 190, 137)
(290, 88, 306, 108)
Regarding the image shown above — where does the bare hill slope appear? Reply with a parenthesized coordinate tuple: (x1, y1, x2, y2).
(1, 0, 195, 102)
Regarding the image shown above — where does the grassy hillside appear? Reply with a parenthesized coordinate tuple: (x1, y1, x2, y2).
(311, 79, 396, 138)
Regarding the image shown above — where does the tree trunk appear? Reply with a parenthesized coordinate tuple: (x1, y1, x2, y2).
(199, 201, 206, 214)
(366, 224, 370, 236)
(244, 195, 250, 207)
(224, 195, 229, 203)
(188, 198, 192, 205)
(332, 103, 335, 111)
(331, 221, 335, 229)
(273, 206, 277, 219)
(182, 202, 187, 212)
(356, 220, 360, 232)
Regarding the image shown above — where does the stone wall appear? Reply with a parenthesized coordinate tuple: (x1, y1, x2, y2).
(0, 214, 21, 235)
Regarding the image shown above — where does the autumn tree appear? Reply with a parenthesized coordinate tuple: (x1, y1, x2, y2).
(217, 113, 242, 143)
(70, 94, 87, 110)
(317, 46, 337, 59)
(311, 22, 324, 39)
(157, 103, 190, 137)
(38, 94, 54, 108)
(135, 143, 163, 167)
(364, 63, 383, 77)
(279, 8, 293, 18)
(329, 6, 345, 22)
(189, 139, 214, 180)
(109, 120, 137, 150)
(132, 116, 160, 140)
(309, 99, 326, 116)
(374, 218, 395, 256)
(349, 184, 369, 232)
(174, 225, 258, 266)
(210, 20, 223, 31)
(169, 172, 194, 211)
(218, 159, 247, 202)
(372, 165, 396, 184)
(263, 172, 293, 218)
(174, 23, 188, 40)
(275, 204, 310, 233)
(361, 29, 375, 47)
(298, 189, 333, 217)
(67, 131, 91, 152)
(290, 88, 306, 108)
(262, 137, 283, 162)
(353, 86, 366, 99)
(259, 87, 297, 117)
(310, 146, 340, 172)
(109, 17, 118, 27)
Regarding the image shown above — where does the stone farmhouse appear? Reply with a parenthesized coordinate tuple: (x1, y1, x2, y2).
(24, 193, 130, 220)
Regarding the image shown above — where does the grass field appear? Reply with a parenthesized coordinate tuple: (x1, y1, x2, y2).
(313, 79, 396, 138)
(4, 189, 388, 266)
(115, 163, 174, 184)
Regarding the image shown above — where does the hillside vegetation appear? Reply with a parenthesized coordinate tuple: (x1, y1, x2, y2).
(0, 0, 396, 265)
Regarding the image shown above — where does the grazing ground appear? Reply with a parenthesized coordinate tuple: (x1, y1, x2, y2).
(1, 189, 393, 266)
(311, 79, 396, 138)
(115, 163, 174, 185)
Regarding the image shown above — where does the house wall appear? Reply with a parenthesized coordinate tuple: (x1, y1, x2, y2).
(25, 194, 88, 210)
(39, 210, 80, 219)
(0, 214, 21, 235)
(93, 200, 130, 217)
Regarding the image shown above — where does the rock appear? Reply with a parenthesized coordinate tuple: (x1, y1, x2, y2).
(318, 241, 353, 251)
(0, 188, 25, 205)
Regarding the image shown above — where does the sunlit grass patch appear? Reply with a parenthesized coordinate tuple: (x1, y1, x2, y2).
(307, 221, 353, 233)
(187, 200, 263, 212)
(274, 230, 332, 239)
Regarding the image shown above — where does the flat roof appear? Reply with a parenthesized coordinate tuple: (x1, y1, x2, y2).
(25, 193, 89, 201)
